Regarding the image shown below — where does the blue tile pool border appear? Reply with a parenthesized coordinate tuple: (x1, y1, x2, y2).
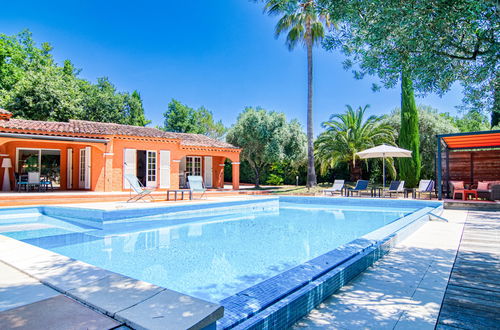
(218, 197, 443, 329)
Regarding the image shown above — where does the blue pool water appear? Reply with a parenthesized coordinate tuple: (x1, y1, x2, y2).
(0, 199, 418, 302)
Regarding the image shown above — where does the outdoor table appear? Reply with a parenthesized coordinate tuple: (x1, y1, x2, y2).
(166, 189, 192, 201)
(371, 187, 383, 197)
(404, 188, 416, 199)
(463, 189, 478, 201)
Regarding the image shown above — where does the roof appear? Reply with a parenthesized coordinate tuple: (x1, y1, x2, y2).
(0, 109, 12, 115)
(438, 130, 500, 149)
(0, 118, 238, 149)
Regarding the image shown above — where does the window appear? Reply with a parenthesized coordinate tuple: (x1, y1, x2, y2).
(147, 151, 157, 182)
(186, 156, 201, 176)
(79, 149, 86, 182)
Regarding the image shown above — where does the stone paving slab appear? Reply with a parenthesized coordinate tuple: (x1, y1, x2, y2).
(0, 262, 59, 312)
(0, 295, 120, 330)
(66, 273, 165, 316)
(115, 288, 223, 330)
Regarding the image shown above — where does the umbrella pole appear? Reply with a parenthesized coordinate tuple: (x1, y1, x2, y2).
(383, 156, 386, 189)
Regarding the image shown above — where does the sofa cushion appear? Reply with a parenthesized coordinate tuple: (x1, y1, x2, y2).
(451, 181, 464, 190)
(477, 181, 490, 190)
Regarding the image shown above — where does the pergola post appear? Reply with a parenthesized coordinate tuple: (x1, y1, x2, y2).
(437, 137, 443, 200)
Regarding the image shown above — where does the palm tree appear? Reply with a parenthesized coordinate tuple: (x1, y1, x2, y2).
(260, 0, 331, 188)
(315, 105, 395, 181)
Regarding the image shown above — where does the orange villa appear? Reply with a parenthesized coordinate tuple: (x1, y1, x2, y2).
(0, 109, 241, 193)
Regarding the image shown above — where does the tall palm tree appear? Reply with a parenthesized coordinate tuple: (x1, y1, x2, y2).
(260, 0, 331, 187)
(315, 105, 395, 181)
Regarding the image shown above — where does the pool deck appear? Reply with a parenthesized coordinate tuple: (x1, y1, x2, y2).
(436, 210, 500, 329)
(295, 208, 499, 329)
(0, 199, 498, 329)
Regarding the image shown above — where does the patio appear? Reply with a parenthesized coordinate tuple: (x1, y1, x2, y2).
(436, 130, 500, 202)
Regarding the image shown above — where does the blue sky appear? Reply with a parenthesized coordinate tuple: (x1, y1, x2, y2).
(1, 0, 463, 135)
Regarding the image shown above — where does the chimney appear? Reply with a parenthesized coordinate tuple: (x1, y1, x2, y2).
(0, 109, 12, 121)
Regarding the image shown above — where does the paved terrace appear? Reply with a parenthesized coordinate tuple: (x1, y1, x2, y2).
(0, 202, 498, 329)
(295, 209, 499, 329)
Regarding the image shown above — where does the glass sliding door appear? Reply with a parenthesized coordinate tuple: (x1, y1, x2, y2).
(17, 149, 61, 188)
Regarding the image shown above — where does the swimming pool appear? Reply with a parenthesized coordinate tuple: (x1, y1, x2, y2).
(0, 197, 442, 329)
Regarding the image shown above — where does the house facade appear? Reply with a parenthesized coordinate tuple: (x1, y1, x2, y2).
(0, 109, 241, 192)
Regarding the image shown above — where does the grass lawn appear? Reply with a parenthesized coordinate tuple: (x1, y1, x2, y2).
(238, 182, 388, 195)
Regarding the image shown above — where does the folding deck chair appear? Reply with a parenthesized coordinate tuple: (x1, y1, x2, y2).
(187, 175, 207, 199)
(124, 174, 154, 202)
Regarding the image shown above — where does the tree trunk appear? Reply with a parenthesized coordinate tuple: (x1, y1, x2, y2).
(253, 166, 260, 188)
(398, 68, 421, 187)
(491, 74, 499, 127)
(306, 29, 317, 188)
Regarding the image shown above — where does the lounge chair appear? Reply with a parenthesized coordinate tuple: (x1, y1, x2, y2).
(385, 180, 405, 197)
(323, 180, 345, 196)
(347, 180, 370, 197)
(416, 180, 434, 199)
(187, 175, 207, 199)
(124, 174, 154, 202)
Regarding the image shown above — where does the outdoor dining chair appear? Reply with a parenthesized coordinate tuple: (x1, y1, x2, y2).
(28, 172, 42, 192)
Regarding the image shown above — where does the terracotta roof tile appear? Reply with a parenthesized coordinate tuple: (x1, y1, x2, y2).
(0, 118, 238, 149)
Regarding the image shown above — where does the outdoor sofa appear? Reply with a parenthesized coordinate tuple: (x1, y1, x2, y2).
(476, 181, 500, 201)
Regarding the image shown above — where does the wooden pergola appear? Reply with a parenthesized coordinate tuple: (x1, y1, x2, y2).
(436, 130, 500, 200)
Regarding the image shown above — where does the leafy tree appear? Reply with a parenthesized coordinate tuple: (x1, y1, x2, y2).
(162, 99, 226, 139)
(124, 91, 151, 126)
(322, 0, 499, 124)
(445, 110, 493, 132)
(383, 105, 459, 181)
(0, 30, 150, 126)
(258, 0, 332, 188)
(80, 78, 128, 123)
(315, 105, 394, 181)
(194, 107, 226, 140)
(398, 71, 421, 187)
(226, 107, 306, 187)
(3, 65, 83, 121)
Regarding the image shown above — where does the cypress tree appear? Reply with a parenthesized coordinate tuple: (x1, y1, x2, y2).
(398, 69, 421, 187)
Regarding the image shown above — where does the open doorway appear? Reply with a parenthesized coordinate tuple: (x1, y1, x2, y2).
(136, 150, 156, 187)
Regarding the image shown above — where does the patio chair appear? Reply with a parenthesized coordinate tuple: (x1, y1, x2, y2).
(347, 180, 370, 197)
(385, 180, 405, 197)
(15, 173, 28, 192)
(416, 180, 435, 199)
(449, 181, 465, 199)
(323, 180, 345, 196)
(187, 175, 207, 199)
(124, 174, 154, 202)
(28, 172, 41, 192)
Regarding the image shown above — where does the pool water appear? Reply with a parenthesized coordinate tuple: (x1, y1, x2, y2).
(0, 201, 415, 302)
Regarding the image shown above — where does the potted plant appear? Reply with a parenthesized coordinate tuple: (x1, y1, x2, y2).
(24, 155, 39, 174)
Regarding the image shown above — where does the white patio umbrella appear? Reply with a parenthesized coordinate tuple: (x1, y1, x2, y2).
(356, 144, 412, 188)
